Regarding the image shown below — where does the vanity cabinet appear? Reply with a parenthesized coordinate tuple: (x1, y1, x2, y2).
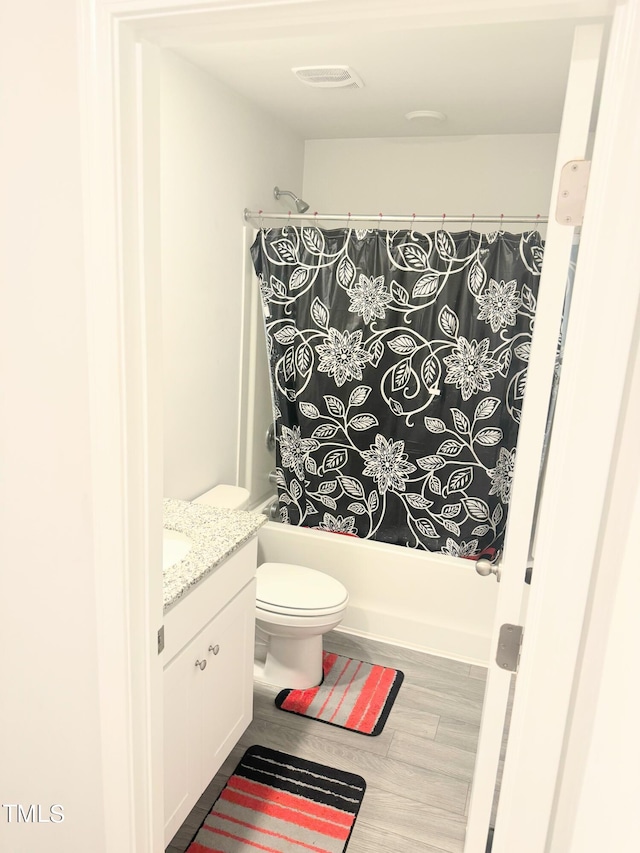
(163, 539, 257, 845)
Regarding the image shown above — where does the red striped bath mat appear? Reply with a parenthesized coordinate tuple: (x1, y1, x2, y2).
(186, 745, 365, 853)
(275, 652, 404, 736)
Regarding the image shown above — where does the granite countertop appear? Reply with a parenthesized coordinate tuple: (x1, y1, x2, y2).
(163, 498, 266, 613)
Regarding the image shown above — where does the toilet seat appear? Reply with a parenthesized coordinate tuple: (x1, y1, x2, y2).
(256, 562, 348, 617)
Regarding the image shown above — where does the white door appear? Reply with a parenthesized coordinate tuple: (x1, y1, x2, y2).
(464, 22, 603, 852)
(490, 2, 640, 849)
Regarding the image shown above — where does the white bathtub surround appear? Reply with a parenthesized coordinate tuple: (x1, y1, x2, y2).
(162, 498, 265, 611)
(258, 521, 502, 666)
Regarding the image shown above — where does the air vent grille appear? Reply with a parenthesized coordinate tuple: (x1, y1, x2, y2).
(292, 66, 364, 89)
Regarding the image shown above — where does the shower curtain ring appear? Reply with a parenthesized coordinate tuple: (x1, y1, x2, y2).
(500, 213, 504, 231)
(441, 212, 446, 232)
(258, 209, 264, 230)
(378, 212, 383, 232)
(470, 212, 476, 231)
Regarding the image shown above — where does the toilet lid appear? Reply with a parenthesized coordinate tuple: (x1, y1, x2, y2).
(256, 562, 348, 615)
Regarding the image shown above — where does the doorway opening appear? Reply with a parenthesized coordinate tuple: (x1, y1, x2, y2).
(102, 3, 613, 851)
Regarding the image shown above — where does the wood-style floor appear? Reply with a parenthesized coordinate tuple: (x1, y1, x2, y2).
(166, 630, 500, 853)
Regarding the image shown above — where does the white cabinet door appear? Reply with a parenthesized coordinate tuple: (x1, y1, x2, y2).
(200, 580, 256, 783)
(163, 579, 256, 845)
(163, 626, 207, 841)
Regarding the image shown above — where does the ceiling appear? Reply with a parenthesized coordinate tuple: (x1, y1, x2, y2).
(167, 19, 595, 139)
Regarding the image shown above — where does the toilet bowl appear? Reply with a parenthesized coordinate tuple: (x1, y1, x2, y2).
(192, 485, 349, 690)
(255, 562, 349, 689)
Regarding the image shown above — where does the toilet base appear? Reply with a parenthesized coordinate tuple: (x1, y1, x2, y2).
(254, 633, 323, 690)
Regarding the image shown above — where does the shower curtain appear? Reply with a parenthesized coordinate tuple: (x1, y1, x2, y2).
(251, 226, 544, 559)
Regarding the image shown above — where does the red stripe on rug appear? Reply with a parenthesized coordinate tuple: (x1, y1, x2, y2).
(353, 667, 396, 732)
(343, 665, 385, 731)
(280, 652, 338, 715)
(219, 789, 351, 839)
(327, 660, 363, 724)
(187, 844, 226, 853)
(358, 667, 397, 733)
(201, 821, 335, 853)
(346, 666, 395, 732)
(228, 776, 354, 827)
(315, 656, 353, 719)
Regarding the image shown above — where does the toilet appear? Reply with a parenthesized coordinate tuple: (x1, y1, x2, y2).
(193, 485, 349, 690)
(254, 562, 348, 689)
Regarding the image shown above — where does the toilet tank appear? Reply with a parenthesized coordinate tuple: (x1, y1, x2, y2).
(193, 484, 250, 510)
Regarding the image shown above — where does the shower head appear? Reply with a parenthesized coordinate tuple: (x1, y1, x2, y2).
(273, 186, 310, 214)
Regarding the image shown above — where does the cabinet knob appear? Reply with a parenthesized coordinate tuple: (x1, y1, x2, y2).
(209, 644, 220, 655)
(195, 659, 207, 670)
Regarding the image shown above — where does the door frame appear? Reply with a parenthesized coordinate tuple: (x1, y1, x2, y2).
(79, 1, 637, 852)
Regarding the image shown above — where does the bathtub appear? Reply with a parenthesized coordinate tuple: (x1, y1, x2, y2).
(253, 497, 498, 666)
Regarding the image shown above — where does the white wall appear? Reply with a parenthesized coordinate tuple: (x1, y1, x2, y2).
(160, 50, 304, 500)
(0, 1, 106, 850)
(303, 134, 558, 220)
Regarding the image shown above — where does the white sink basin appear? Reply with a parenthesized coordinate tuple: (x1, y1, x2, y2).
(163, 529, 192, 571)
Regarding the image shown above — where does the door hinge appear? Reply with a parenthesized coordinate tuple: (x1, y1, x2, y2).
(496, 624, 523, 673)
(157, 625, 165, 655)
(556, 159, 591, 226)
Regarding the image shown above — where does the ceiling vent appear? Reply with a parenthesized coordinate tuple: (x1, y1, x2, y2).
(292, 66, 364, 89)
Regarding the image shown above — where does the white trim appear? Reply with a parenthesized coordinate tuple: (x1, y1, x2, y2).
(81, 6, 165, 851)
(80, 4, 138, 851)
(102, 0, 614, 31)
(133, 37, 165, 852)
(493, 1, 640, 849)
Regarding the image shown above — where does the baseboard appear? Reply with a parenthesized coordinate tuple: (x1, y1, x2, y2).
(336, 605, 491, 666)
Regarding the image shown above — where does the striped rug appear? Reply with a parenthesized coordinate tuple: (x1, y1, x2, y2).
(186, 745, 365, 853)
(275, 652, 404, 736)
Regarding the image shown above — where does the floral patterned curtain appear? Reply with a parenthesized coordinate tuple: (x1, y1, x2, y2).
(251, 226, 543, 560)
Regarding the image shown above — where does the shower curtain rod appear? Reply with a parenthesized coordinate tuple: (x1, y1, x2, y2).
(243, 208, 548, 225)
